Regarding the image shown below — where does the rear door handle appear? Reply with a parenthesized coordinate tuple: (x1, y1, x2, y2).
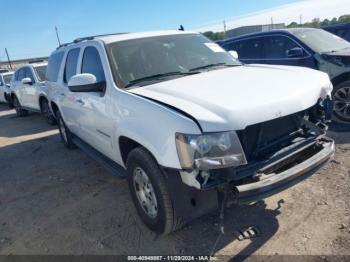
(60, 93, 65, 97)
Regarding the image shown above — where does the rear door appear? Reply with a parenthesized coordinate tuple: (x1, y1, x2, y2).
(74, 45, 114, 159)
(223, 37, 264, 64)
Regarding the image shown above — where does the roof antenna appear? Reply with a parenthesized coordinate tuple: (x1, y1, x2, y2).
(179, 25, 185, 31)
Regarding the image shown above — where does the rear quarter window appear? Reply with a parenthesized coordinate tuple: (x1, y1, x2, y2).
(46, 52, 64, 82)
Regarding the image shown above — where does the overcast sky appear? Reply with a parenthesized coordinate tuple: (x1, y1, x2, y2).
(195, 0, 350, 32)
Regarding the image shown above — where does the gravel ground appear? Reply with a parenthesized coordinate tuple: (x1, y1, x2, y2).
(0, 103, 349, 260)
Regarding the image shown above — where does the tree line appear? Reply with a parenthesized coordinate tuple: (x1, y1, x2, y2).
(203, 14, 350, 41)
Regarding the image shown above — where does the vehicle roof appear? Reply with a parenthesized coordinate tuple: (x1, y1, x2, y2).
(97, 30, 198, 44)
(55, 30, 199, 52)
(221, 27, 321, 43)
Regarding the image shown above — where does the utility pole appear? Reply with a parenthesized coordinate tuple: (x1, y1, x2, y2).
(55, 26, 61, 46)
(299, 15, 303, 26)
(5, 48, 12, 70)
(271, 17, 274, 25)
(223, 20, 227, 38)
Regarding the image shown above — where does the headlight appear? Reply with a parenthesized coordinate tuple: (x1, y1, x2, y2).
(175, 131, 247, 170)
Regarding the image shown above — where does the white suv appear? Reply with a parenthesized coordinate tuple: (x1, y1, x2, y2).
(0, 71, 14, 106)
(11, 63, 56, 124)
(47, 31, 335, 234)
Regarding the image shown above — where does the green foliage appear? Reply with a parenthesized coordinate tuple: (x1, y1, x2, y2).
(203, 31, 225, 41)
(287, 14, 350, 28)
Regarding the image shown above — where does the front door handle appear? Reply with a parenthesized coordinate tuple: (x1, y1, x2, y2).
(60, 93, 66, 97)
(76, 99, 85, 105)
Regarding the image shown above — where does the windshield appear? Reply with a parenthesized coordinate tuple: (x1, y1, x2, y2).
(35, 65, 47, 82)
(3, 74, 13, 84)
(106, 34, 241, 88)
(292, 29, 350, 53)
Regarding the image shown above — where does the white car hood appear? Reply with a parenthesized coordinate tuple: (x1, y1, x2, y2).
(129, 64, 331, 132)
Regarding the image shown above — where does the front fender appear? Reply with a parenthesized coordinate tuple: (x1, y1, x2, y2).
(112, 91, 201, 169)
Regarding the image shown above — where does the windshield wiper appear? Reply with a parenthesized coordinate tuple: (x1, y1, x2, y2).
(189, 62, 238, 72)
(124, 71, 198, 88)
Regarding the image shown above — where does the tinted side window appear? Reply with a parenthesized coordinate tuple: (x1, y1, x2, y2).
(81, 47, 105, 82)
(229, 38, 263, 59)
(25, 68, 35, 83)
(14, 70, 19, 81)
(263, 36, 299, 59)
(18, 68, 26, 81)
(46, 52, 64, 82)
(64, 48, 80, 83)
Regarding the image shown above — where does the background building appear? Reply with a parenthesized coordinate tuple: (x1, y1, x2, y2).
(0, 56, 48, 72)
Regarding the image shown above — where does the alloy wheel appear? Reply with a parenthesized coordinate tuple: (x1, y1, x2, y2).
(334, 86, 350, 121)
(133, 167, 158, 219)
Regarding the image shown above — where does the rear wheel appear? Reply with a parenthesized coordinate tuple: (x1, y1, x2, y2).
(126, 147, 183, 235)
(333, 81, 350, 123)
(40, 98, 56, 125)
(56, 110, 76, 149)
(12, 96, 28, 117)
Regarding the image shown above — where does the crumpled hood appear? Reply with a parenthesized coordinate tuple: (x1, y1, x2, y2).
(129, 64, 331, 132)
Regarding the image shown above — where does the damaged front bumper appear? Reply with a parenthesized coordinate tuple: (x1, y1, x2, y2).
(163, 136, 335, 223)
(234, 137, 334, 204)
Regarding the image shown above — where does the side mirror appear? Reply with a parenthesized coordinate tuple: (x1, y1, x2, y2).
(0, 82, 3, 86)
(6, 84, 10, 88)
(229, 50, 239, 59)
(22, 77, 33, 85)
(68, 73, 105, 93)
(287, 47, 305, 58)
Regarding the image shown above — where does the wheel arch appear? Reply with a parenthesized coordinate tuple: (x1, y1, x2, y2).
(119, 136, 158, 168)
(50, 101, 60, 118)
(331, 72, 350, 88)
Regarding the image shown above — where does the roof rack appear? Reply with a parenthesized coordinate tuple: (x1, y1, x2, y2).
(57, 32, 128, 50)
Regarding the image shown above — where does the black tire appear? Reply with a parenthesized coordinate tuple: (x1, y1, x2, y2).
(40, 98, 56, 125)
(333, 81, 350, 123)
(56, 110, 76, 149)
(7, 96, 14, 109)
(12, 96, 28, 117)
(126, 147, 183, 235)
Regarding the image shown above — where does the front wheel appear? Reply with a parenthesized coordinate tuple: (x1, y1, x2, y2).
(333, 81, 350, 122)
(56, 110, 76, 149)
(126, 147, 183, 235)
(40, 98, 56, 125)
(12, 96, 28, 117)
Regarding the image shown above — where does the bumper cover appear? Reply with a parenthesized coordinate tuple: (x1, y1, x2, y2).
(235, 138, 335, 204)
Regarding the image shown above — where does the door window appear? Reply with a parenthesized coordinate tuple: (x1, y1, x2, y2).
(17, 68, 26, 81)
(81, 47, 105, 82)
(64, 48, 80, 83)
(46, 52, 64, 82)
(228, 38, 263, 59)
(262, 36, 300, 59)
(25, 68, 35, 83)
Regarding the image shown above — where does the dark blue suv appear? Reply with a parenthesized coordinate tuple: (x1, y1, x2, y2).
(219, 28, 350, 122)
(323, 23, 350, 42)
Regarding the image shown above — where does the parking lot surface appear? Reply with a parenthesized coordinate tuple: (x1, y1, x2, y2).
(0, 103, 349, 258)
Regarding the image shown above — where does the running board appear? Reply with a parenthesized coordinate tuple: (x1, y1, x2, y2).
(72, 136, 127, 178)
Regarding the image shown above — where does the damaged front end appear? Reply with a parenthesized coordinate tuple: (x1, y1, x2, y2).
(164, 100, 335, 223)
(178, 98, 334, 191)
